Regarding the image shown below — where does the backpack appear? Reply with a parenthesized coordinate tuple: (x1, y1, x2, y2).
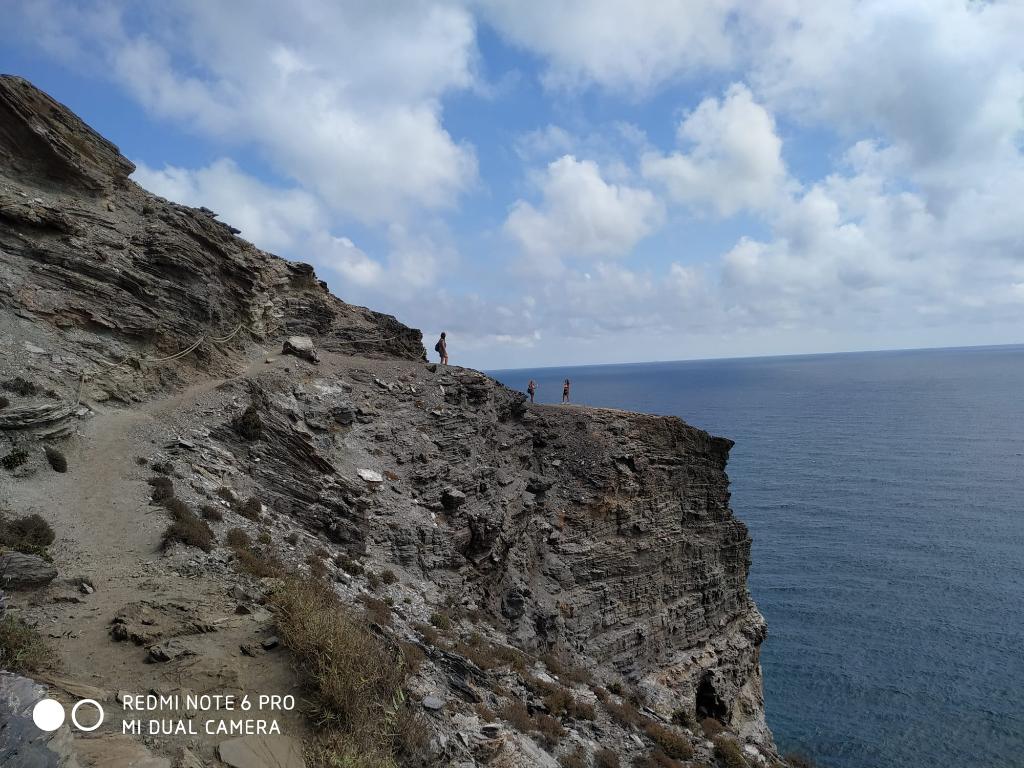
(434, 340, 441, 353)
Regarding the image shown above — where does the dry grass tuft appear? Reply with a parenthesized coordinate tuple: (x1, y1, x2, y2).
(713, 736, 749, 768)
(595, 748, 621, 768)
(643, 722, 694, 760)
(161, 498, 214, 552)
(268, 574, 422, 767)
(0, 614, 50, 673)
(0, 512, 55, 557)
(201, 504, 224, 521)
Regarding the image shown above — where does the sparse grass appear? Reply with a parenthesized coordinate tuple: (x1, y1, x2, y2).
(268, 574, 422, 767)
(644, 722, 694, 760)
(200, 505, 223, 521)
(148, 475, 174, 503)
(0, 614, 49, 673)
(595, 748, 621, 768)
(161, 498, 214, 552)
(713, 736, 748, 768)
(2, 448, 29, 470)
(44, 446, 67, 473)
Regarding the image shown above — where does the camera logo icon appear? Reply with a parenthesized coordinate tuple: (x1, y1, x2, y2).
(32, 698, 104, 732)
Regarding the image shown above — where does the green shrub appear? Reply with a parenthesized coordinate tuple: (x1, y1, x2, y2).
(0, 614, 49, 673)
(257, 530, 272, 545)
(380, 568, 398, 585)
(44, 446, 67, 473)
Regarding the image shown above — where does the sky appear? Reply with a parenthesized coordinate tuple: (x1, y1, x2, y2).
(2, 1, 1023, 369)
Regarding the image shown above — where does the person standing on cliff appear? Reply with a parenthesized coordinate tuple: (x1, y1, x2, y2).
(434, 331, 448, 365)
(527, 379, 537, 402)
(562, 378, 570, 403)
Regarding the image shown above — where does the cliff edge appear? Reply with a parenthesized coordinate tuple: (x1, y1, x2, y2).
(0, 75, 778, 768)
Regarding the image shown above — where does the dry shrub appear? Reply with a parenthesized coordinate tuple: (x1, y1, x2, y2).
(701, 717, 725, 738)
(268, 575, 420, 766)
(232, 404, 263, 441)
(238, 497, 263, 521)
(413, 622, 441, 647)
(0, 614, 50, 673)
(285, 531, 299, 545)
(307, 553, 328, 580)
(713, 736, 748, 768)
(380, 568, 398, 585)
(148, 475, 174, 502)
(671, 707, 697, 729)
(535, 712, 565, 747)
(595, 748, 621, 768)
(633, 751, 683, 768)
(44, 447, 67, 473)
(0, 513, 55, 556)
(429, 611, 451, 630)
(200, 504, 223, 521)
(533, 679, 594, 721)
(561, 747, 587, 768)
(644, 722, 694, 760)
(499, 700, 533, 734)
(541, 651, 593, 685)
(257, 530, 272, 545)
(784, 754, 818, 768)
(0, 396, 8, 409)
(603, 696, 644, 729)
(400, 641, 425, 674)
(366, 571, 382, 590)
(2, 449, 28, 470)
(334, 551, 363, 574)
(226, 527, 251, 549)
(2, 377, 37, 396)
(161, 498, 214, 552)
(359, 595, 392, 627)
(474, 702, 497, 722)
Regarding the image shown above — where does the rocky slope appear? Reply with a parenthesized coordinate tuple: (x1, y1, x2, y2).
(0, 75, 781, 768)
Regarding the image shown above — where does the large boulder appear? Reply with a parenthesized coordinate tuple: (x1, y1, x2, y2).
(282, 336, 318, 364)
(0, 552, 58, 589)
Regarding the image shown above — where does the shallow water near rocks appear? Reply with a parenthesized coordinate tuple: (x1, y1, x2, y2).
(491, 344, 1024, 768)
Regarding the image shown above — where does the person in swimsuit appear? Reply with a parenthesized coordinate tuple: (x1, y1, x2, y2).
(527, 379, 536, 402)
(436, 331, 448, 365)
(562, 378, 570, 403)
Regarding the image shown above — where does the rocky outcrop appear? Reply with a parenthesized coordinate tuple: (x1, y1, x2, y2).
(0, 76, 779, 767)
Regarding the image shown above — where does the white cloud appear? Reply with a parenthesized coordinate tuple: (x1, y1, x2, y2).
(17, 0, 479, 223)
(479, 0, 738, 93)
(504, 155, 664, 270)
(642, 84, 789, 216)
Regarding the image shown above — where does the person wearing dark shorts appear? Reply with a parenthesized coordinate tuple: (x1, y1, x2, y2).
(527, 379, 536, 402)
(562, 379, 570, 403)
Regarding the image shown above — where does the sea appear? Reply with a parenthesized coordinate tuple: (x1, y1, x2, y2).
(488, 344, 1024, 768)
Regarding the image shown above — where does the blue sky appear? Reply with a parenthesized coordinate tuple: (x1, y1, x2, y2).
(3, 1, 1023, 369)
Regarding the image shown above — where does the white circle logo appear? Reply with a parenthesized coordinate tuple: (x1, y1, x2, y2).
(71, 699, 104, 732)
(32, 699, 66, 732)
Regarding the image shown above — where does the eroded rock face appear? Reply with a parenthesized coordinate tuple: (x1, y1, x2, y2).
(0, 76, 778, 765)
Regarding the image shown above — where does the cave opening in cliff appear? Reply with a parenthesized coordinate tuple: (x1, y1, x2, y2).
(696, 675, 728, 721)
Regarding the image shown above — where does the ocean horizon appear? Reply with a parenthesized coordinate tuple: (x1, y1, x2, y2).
(488, 343, 1024, 768)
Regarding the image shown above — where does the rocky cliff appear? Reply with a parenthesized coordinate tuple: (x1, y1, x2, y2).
(0, 76, 779, 768)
